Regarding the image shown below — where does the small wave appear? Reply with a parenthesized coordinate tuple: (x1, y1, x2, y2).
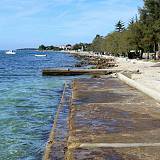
(0, 74, 35, 77)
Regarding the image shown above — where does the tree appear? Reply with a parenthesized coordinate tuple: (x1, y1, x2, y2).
(83, 43, 92, 51)
(127, 22, 145, 59)
(38, 45, 46, 50)
(46, 45, 54, 50)
(38, 45, 62, 51)
(92, 35, 105, 52)
(103, 30, 130, 57)
(115, 20, 125, 32)
(78, 0, 160, 60)
(139, 0, 160, 59)
(72, 43, 83, 51)
(128, 17, 135, 27)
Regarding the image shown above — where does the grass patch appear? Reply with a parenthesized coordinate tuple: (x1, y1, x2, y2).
(91, 74, 101, 78)
(89, 66, 97, 69)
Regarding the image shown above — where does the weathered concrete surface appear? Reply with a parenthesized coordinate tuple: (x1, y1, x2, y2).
(43, 84, 71, 160)
(66, 78, 160, 160)
(117, 73, 160, 103)
(42, 68, 121, 76)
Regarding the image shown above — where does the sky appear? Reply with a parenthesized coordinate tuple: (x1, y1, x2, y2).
(0, 0, 143, 49)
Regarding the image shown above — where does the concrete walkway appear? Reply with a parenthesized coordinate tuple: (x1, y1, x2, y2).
(66, 78, 160, 160)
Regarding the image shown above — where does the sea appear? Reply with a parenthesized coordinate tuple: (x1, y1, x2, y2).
(0, 50, 80, 160)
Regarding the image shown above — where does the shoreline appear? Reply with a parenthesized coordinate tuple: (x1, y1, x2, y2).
(43, 50, 160, 159)
(66, 50, 160, 93)
(44, 73, 160, 159)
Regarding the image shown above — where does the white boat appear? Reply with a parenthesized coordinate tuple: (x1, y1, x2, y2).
(6, 50, 16, 54)
(35, 54, 47, 57)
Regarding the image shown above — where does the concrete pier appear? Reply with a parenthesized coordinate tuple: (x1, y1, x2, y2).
(42, 68, 121, 76)
(45, 77, 160, 159)
(67, 78, 160, 159)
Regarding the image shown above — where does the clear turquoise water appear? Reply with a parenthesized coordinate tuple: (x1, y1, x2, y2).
(0, 50, 78, 160)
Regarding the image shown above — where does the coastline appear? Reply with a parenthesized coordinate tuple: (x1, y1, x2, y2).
(65, 50, 160, 93)
(42, 52, 160, 160)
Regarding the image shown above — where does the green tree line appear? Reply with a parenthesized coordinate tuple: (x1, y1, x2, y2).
(91, 0, 160, 59)
(72, 43, 92, 51)
(38, 45, 63, 51)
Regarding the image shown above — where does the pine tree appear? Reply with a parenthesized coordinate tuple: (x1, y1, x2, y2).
(129, 17, 135, 26)
(139, 0, 160, 59)
(115, 20, 125, 32)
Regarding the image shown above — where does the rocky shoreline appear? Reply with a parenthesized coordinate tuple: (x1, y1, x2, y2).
(68, 51, 117, 69)
(67, 51, 160, 93)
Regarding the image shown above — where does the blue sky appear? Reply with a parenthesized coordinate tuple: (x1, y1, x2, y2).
(0, 0, 143, 49)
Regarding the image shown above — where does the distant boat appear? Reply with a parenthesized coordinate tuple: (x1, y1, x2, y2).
(35, 54, 47, 57)
(6, 50, 16, 55)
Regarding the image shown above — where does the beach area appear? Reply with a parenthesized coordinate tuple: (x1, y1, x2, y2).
(67, 50, 160, 93)
(116, 57, 160, 93)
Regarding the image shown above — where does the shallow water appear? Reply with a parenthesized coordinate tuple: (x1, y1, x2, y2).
(0, 50, 78, 160)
